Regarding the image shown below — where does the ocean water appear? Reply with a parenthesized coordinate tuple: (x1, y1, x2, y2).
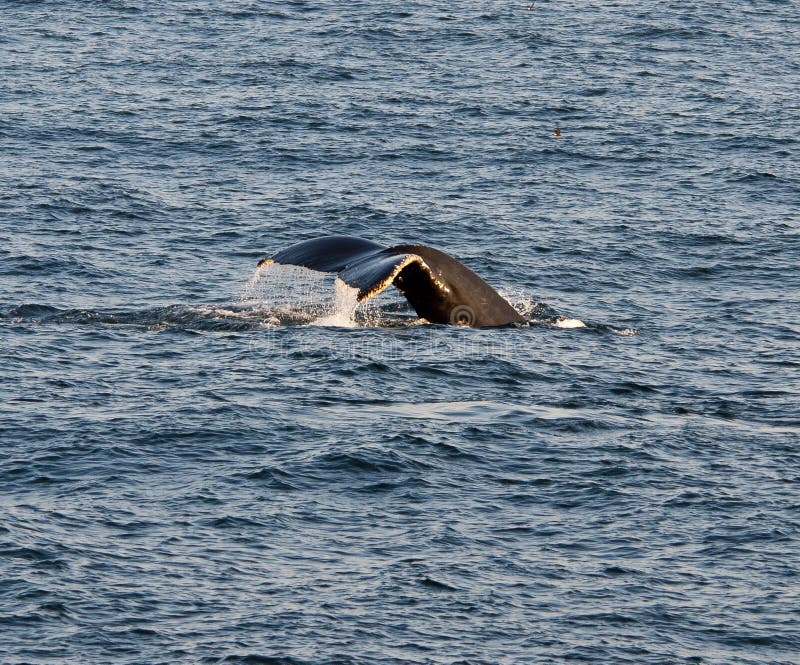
(1, 1, 799, 663)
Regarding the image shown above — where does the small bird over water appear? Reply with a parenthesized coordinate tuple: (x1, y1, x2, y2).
(554, 127, 562, 137)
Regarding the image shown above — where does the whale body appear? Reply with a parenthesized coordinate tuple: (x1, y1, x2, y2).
(258, 236, 523, 327)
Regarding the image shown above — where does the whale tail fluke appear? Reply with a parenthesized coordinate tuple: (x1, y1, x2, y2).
(259, 236, 524, 328)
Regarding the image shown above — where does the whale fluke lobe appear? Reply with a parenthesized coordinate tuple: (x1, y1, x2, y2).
(259, 236, 384, 273)
(259, 236, 523, 327)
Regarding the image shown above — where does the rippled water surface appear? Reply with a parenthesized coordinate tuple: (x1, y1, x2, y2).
(2, 2, 799, 663)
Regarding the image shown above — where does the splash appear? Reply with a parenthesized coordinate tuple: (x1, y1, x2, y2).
(310, 278, 360, 328)
(498, 288, 639, 333)
(240, 262, 331, 311)
(240, 263, 371, 327)
(500, 289, 586, 328)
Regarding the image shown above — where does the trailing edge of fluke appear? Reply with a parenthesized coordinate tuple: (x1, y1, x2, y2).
(257, 236, 524, 328)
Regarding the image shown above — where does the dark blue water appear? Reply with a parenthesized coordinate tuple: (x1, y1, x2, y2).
(2, 2, 799, 663)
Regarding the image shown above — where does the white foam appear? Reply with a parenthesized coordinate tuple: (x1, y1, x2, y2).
(310, 278, 360, 328)
(497, 287, 533, 316)
(554, 317, 587, 329)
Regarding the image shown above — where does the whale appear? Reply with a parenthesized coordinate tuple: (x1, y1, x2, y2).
(257, 236, 524, 327)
